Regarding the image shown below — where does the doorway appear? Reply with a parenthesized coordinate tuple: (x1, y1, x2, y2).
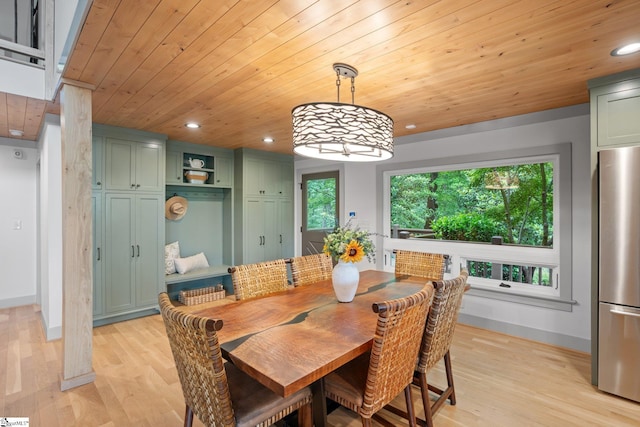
(301, 171, 340, 255)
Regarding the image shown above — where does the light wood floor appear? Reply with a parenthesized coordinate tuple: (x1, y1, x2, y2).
(1, 304, 638, 426)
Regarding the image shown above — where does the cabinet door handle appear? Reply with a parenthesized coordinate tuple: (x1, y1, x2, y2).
(136, 184, 141, 188)
(280, 234, 282, 244)
(96, 181, 101, 186)
(130, 184, 136, 189)
(97, 247, 100, 261)
(131, 245, 135, 257)
(137, 245, 140, 257)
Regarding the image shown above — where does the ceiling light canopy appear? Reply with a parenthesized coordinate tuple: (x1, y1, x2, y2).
(292, 63, 394, 162)
(611, 42, 640, 56)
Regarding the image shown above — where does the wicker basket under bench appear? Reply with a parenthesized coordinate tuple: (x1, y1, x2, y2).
(166, 265, 231, 305)
(178, 286, 226, 306)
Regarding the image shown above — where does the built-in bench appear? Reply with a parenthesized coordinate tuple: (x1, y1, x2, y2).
(165, 265, 232, 300)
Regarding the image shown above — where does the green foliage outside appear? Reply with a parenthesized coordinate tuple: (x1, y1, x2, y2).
(306, 178, 337, 230)
(390, 162, 554, 247)
(431, 213, 502, 242)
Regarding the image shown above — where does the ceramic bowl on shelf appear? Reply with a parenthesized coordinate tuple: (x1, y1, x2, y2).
(184, 170, 208, 184)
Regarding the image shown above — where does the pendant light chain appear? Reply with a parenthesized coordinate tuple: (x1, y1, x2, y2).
(336, 68, 341, 103)
(351, 76, 355, 105)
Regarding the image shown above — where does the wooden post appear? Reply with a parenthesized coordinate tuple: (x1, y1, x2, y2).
(60, 82, 95, 390)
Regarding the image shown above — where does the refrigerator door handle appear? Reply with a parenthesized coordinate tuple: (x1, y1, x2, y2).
(610, 309, 640, 318)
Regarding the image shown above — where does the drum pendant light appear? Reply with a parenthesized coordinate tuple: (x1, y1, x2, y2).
(292, 63, 394, 162)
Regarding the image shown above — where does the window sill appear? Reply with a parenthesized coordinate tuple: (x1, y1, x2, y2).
(465, 285, 577, 312)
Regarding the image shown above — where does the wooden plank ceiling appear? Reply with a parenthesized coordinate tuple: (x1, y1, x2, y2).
(2, 0, 640, 153)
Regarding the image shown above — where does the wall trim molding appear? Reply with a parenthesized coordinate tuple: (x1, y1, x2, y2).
(0, 295, 36, 309)
(40, 311, 62, 341)
(458, 313, 590, 353)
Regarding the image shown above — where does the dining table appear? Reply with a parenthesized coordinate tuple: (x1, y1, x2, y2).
(191, 269, 431, 427)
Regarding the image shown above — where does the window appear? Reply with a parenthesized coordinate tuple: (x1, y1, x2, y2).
(380, 143, 574, 311)
(390, 162, 554, 249)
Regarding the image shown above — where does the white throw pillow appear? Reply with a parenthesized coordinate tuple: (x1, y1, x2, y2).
(164, 241, 181, 275)
(174, 252, 210, 275)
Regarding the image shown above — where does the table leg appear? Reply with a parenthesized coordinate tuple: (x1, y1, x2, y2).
(311, 379, 327, 427)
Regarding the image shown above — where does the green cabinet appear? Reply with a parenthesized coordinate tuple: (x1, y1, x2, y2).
(104, 193, 163, 315)
(164, 141, 234, 188)
(590, 70, 640, 148)
(92, 193, 103, 316)
(92, 136, 104, 190)
(105, 137, 164, 191)
(92, 124, 167, 325)
(234, 148, 294, 264)
(214, 156, 233, 187)
(245, 198, 279, 263)
(245, 156, 292, 197)
(165, 150, 182, 184)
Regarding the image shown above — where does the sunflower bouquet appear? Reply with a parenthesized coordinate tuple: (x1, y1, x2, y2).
(323, 222, 375, 263)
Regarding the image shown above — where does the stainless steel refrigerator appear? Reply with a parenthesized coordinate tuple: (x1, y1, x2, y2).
(598, 145, 640, 403)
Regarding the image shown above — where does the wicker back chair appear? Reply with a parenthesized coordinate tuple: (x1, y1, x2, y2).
(383, 269, 469, 427)
(289, 253, 333, 287)
(323, 284, 435, 426)
(394, 250, 447, 280)
(158, 293, 312, 427)
(229, 259, 289, 301)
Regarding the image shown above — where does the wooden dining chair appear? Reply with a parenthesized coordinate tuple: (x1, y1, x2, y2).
(289, 253, 333, 287)
(323, 284, 435, 427)
(158, 293, 313, 427)
(228, 259, 289, 300)
(383, 269, 469, 427)
(394, 250, 448, 280)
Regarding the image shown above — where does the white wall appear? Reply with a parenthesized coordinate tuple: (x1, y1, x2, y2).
(36, 115, 63, 340)
(0, 60, 45, 99)
(0, 143, 37, 308)
(294, 105, 592, 352)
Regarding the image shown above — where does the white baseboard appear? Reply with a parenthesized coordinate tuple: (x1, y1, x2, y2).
(39, 310, 62, 341)
(0, 295, 36, 309)
(458, 313, 591, 353)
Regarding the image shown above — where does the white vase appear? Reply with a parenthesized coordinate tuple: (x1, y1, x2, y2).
(332, 260, 360, 302)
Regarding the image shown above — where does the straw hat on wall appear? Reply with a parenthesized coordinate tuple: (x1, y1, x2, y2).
(165, 196, 188, 220)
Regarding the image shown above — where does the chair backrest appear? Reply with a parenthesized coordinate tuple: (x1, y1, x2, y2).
(360, 284, 435, 418)
(230, 259, 289, 300)
(416, 269, 469, 373)
(158, 293, 235, 426)
(394, 250, 447, 280)
(289, 253, 333, 287)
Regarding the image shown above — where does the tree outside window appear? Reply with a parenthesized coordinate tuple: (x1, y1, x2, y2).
(390, 162, 553, 248)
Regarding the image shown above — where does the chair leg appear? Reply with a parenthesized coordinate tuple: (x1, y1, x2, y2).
(443, 350, 456, 405)
(417, 372, 434, 427)
(404, 384, 417, 427)
(298, 402, 313, 427)
(184, 405, 193, 427)
(361, 416, 373, 427)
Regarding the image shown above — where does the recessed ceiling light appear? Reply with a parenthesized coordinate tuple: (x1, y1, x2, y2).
(9, 129, 24, 136)
(185, 122, 201, 129)
(263, 137, 274, 143)
(405, 124, 417, 130)
(611, 42, 640, 56)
